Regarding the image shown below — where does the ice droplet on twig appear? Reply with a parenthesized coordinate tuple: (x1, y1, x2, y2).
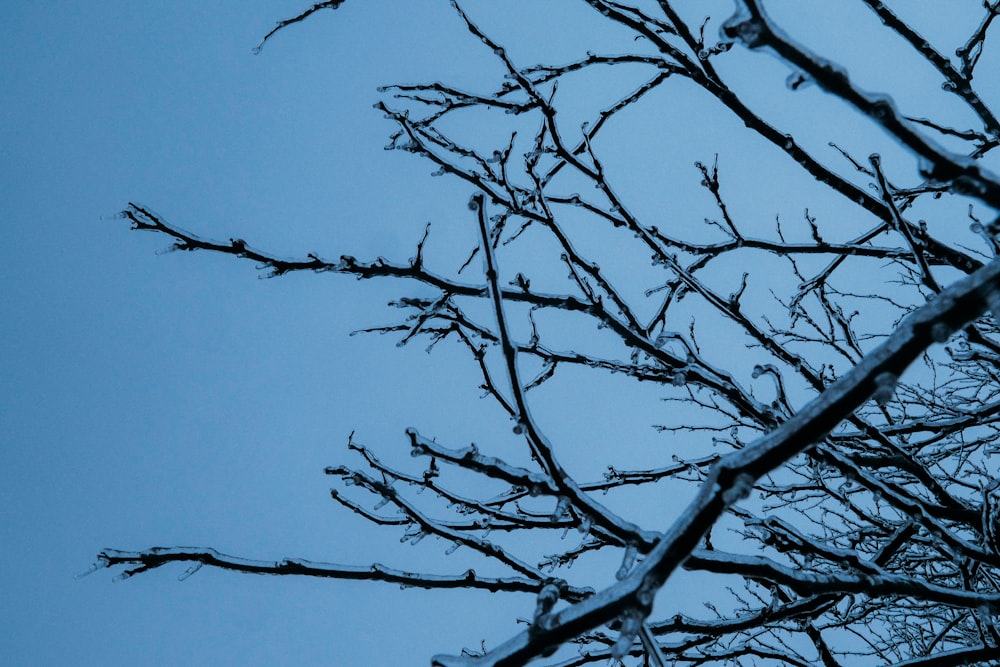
(785, 71, 811, 91)
(74, 557, 107, 580)
(402, 530, 428, 545)
(177, 562, 203, 582)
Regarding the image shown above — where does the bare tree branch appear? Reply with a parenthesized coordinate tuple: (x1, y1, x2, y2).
(103, 2, 1000, 664)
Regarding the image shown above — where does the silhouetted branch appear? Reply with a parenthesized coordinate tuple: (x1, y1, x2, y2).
(92, 547, 592, 600)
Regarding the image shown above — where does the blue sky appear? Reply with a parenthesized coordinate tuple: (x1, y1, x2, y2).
(4, 1, 999, 665)
(2, 2, 529, 663)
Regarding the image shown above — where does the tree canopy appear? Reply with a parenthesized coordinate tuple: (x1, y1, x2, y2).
(97, 2, 1000, 665)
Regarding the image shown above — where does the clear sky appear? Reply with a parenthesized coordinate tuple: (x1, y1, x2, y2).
(2, 2, 531, 663)
(3, 1, 997, 665)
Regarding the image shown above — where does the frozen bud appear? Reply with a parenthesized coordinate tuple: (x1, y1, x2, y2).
(930, 321, 953, 343)
(869, 99, 893, 120)
(721, 17, 766, 48)
(953, 175, 988, 197)
(785, 71, 811, 91)
(872, 371, 898, 406)
(534, 581, 561, 620)
(722, 472, 756, 505)
(636, 575, 658, 609)
(615, 543, 638, 581)
(986, 289, 1000, 323)
(551, 496, 570, 522)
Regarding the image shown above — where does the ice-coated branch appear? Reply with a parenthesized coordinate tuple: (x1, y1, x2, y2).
(957, 1, 1000, 80)
(118, 203, 792, 434)
(431, 257, 1000, 665)
(254, 1, 347, 54)
(470, 193, 656, 550)
(581, 0, 985, 276)
(331, 443, 565, 532)
(109, 3, 1000, 664)
(869, 154, 942, 294)
(92, 547, 592, 599)
(890, 645, 1000, 667)
(406, 428, 555, 496)
(121, 203, 603, 313)
(687, 549, 1000, 612)
(726, 0, 1000, 209)
(329, 465, 543, 579)
(859, 0, 1000, 140)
